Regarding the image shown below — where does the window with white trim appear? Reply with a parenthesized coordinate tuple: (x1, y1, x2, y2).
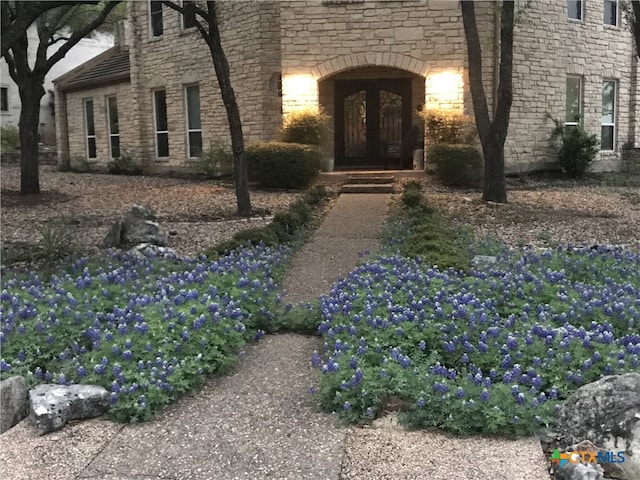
(567, 0, 583, 20)
(565, 76, 582, 127)
(154, 90, 169, 158)
(150, 1, 163, 37)
(184, 85, 202, 157)
(601, 80, 617, 151)
(181, 0, 197, 30)
(1, 87, 8, 112)
(604, 0, 618, 26)
(84, 99, 96, 159)
(107, 96, 120, 159)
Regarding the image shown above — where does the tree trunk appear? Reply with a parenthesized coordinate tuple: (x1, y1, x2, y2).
(481, 132, 507, 203)
(203, 1, 251, 217)
(461, 0, 513, 204)
(18, 79, 46, 194)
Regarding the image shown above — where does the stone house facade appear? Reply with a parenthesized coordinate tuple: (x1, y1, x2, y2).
(55, 0, 638, 173)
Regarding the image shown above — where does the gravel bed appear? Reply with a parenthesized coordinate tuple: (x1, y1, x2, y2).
(397, 176, 640, 251)
(1, 165, 299, 257)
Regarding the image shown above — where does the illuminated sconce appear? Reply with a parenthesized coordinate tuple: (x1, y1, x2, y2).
(281, 73, 318, 116)
(425, 71, 464, 111)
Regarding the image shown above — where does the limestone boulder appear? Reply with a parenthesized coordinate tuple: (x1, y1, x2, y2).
(29, 384, 109, 435)
(102, 204, 168, 248)
(555, 462, 604, 480)
(128, 243, 178, 260)
(0, 376, 29, 433)
(555, 373, 640, 480)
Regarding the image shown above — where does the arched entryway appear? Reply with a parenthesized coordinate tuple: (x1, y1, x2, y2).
(319, 66, 425, 170)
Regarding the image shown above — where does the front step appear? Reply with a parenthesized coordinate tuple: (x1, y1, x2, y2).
(345, 174, 395, 185)
(340, 173, 396, 194)
(340, 183, 394, 194)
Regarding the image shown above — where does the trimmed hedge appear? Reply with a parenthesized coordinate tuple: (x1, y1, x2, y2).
(247, 141, 321, 189)
(427, 143, 483, 187)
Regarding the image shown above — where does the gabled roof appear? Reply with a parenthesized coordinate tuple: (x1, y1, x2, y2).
(54, 45, 130, 92)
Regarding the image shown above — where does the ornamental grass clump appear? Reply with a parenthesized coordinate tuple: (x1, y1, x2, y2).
(314, 244, 640, 436)
(0, 244, 291, 422)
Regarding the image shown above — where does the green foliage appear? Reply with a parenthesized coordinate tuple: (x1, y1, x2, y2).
(247, 142, 322, 189)
(550, 120, 599, 178)
(0, 219, 79, 272)
(281, 108, 330, 146)
(58, 155, 92, 173)
(0, 245, 287, 422)
(252, 302, 322, 335)
(196, 143, 233, 178)
(41, 2, 127, 36)
(35, 219, 76, 262)
(427, 144, 483, 187)
(401, 190, 423, 209)
(403, 180, 423, 191)
(315, 239, 640, 436)
(108, 152, 143, 176)
(302, 184, 328, 205)
(203, 187, 328, 258)
(420, 109, 476, 145)
(386, 185, 471, 273)
(1, 125, 20, 152)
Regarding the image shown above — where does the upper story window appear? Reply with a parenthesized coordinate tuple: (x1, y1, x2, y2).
(150, 1, 163, 37)
(601, 80, 617, 151)
(565, 76, 582, 127)
(567, 0, 583, 20)
(182, 1, 197, 30)
(604, 0, 618, 26)
(1, 87, 8, 112)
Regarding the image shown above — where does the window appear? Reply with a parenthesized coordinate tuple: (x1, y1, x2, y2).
(84, 99, 96, 159)
(567, 0, 583, 20)
(181, 0, 197, 29)
(154, 90, 169, 158)
(1, 87, 8, 112)
(107, 97, 120, 159)
(184, 85, 202, 157)
(150, 1, 163, 37)
(565, 76, 582, 127)
(604, 0, 618, 26)
(601, 80, 616, 151)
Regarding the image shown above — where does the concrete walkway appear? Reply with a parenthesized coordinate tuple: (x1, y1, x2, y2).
(0, 193, 550, 480)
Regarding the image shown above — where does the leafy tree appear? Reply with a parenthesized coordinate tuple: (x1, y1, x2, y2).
(460, 1, 515, 203)
(161, 0, 251, 216)
(1, 0, 122, 194)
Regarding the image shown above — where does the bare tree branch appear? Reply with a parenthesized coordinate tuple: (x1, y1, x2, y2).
(47, 34, 71, 48)
(46, 1, 121, 71)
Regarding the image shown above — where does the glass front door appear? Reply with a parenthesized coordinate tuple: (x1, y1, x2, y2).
(335, 79, 411, 169)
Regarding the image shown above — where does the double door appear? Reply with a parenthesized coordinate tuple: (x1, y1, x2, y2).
(335, 79, 412, 169)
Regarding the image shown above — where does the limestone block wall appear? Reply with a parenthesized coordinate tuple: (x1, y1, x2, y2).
(62, 82, 133, 165)
(280, 0, 496, 162)
(127, 1, 281, 167)
(507, 0, 635, 172)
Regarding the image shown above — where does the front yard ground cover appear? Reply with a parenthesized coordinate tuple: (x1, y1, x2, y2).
(314, 197, 640, 437)
(0, 245, 292, 422)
